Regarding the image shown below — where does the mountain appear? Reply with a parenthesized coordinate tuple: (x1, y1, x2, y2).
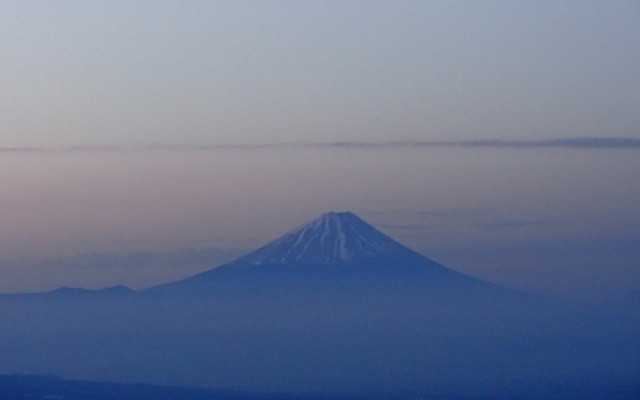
(0, 212, 636, 398)
(210, 211, 435, 267)
(0, 284, 135, 303)
(150, 211, 482, 296)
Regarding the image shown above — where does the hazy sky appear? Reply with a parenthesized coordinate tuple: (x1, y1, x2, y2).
(1, 1, 638, 299)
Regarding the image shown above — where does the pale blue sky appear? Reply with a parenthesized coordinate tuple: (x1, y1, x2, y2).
(2, 1, 639, 146)
(0, 1, 638, 299)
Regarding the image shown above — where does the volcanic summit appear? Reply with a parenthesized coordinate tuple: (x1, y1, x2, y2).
(151, 211, 469, 294)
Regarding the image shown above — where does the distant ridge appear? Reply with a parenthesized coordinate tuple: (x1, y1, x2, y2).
(0, 284, 134, 301)
(0, 374, 306, 400)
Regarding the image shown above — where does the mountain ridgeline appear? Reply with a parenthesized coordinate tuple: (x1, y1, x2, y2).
(150, 211, 474, 295)
(0, 212, 636, 398)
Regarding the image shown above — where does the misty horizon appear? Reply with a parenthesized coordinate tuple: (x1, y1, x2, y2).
(1, 1, 638, 302)
(1, 2, 638, 398)
(0, 208, 637, 302)
(1, 211, 637, 398)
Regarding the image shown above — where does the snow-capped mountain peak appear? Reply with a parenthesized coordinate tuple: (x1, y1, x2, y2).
(229, 211, 418, 267)
(153, 211, 458, 290)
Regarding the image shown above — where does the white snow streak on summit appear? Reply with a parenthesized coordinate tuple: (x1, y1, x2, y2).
(337, 232, 348, 261)
(239, 212, 414, 266)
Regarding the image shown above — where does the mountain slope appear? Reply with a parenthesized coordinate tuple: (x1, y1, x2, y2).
(0, 212, 636, 398)
(222, 211, 427, 266)
(149, 211, 478, 296)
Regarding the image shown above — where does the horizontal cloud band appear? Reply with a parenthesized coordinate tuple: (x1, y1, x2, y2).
(1, 137, 639, 154)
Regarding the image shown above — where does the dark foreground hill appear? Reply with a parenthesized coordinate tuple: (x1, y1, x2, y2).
(3, 373, 635, 400)
(0, 213, 637, 398)
(0, 374, 312, 400)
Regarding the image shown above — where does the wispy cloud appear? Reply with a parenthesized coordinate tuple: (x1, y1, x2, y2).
(1, 137, 639, 154)
(474, 221, 540, 231)
(376, 223, 432, 231)
(363, 209, 485, 218)
(327, 137, 640, 149)
(5, 247, 248, 271)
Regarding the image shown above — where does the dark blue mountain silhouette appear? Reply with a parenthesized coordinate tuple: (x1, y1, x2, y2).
(0, 213, 636, 398)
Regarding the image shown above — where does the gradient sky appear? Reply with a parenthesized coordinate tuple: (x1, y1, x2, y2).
(1, 1, 639, 299)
